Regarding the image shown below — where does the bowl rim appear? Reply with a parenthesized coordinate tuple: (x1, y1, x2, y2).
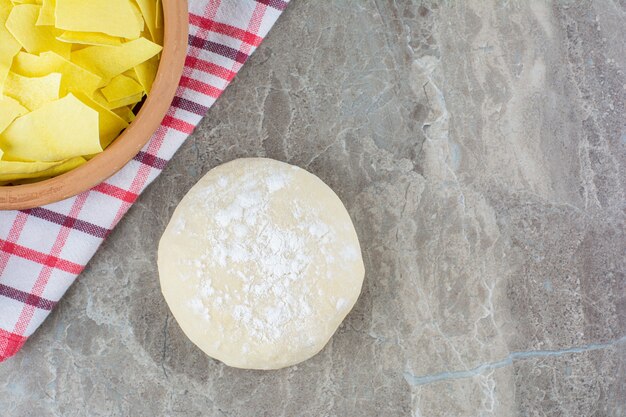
(0, 0, 188, 211)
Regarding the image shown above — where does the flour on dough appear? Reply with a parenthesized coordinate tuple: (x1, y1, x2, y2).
(158, 158, 365, 370)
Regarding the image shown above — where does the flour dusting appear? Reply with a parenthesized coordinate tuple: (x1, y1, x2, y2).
(184, 165, 338, 344)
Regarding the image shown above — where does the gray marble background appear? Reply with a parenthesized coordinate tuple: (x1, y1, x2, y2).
(1, 1, 625, 416)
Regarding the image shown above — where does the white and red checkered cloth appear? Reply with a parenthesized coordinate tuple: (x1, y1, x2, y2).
(0, 0, 289, 362)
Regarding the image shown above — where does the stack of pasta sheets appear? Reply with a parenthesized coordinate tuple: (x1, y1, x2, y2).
(0, 0, 163, 184)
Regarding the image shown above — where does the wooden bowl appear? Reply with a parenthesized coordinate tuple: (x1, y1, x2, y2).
(0, 0, 188, 210)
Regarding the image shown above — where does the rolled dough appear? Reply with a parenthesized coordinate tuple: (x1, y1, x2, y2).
(158, 158, 365, 370)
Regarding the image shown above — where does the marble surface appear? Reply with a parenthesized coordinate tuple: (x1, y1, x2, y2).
(1, 1, 625, 416)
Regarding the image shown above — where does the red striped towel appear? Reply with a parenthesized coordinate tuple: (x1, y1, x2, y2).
(0, 0, 289, 362)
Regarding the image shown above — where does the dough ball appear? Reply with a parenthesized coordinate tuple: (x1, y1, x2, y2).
(158, 158, 364, 370)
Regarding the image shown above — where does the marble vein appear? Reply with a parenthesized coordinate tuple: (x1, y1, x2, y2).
(404, 335, 626, 387)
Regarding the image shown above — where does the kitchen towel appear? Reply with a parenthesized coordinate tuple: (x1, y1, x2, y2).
(0, 0, 289, 362)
